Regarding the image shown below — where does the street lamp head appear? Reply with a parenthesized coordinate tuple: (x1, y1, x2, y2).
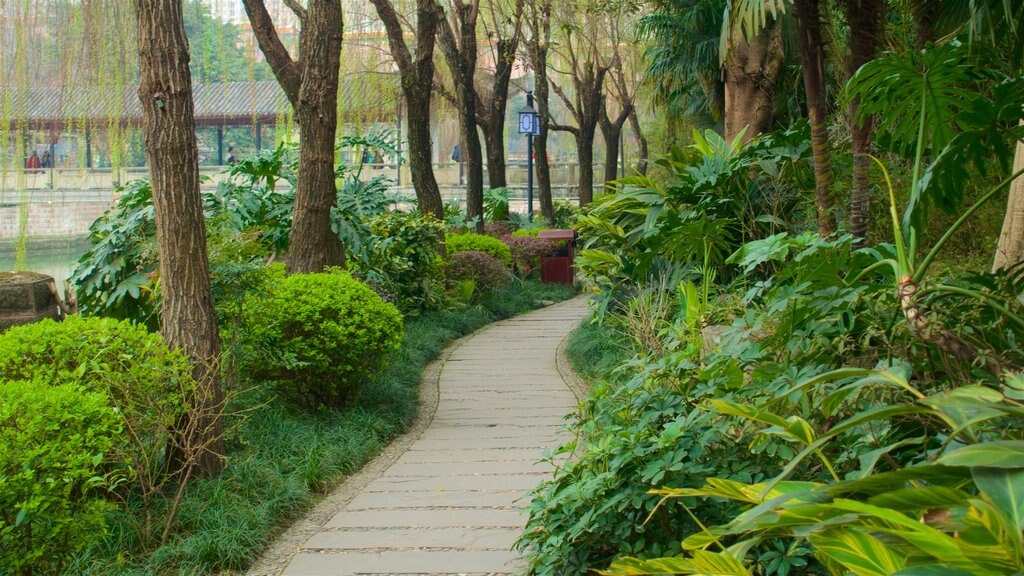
(518, 102, 539, 135)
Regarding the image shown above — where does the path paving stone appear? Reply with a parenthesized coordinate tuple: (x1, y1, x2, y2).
(276, 298, 588, 576)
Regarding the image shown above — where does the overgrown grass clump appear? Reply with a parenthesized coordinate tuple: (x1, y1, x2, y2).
(62, 279, 577, 576)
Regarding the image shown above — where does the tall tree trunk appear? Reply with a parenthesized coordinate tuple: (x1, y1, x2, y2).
(723, 16, 784, 142)
(794, 0, 836, 235)
(478, 35, 519, 191)
(406, 88, 445, 219)
(483, 122, 508, 190)
(531, 39, 554, 223)
(599, 105, 629, 191)
(438, 1, 484, 232)
(577, 126, 596, 206)
(134, 0, 223, 477)
(243, 0, 345, 274)
(628, 110, 648, 176)
(994, 133, 1024, 271)
(370, 0, 444, 220)
(289, 0, 344, 273)
(844, 0, 883, 244)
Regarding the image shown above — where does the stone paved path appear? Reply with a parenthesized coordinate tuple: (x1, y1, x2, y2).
(280, 297, 588, 576)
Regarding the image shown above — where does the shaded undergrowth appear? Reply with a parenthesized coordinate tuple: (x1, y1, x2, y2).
(63, 280, 578, 576)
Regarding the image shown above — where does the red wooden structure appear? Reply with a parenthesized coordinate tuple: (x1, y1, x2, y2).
(537, 229, 577, 285)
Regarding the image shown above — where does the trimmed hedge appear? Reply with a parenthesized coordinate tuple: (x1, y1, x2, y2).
(240, 270, 403, 408)
(446, 233, 512, 267)
(1, 379, 121, 574)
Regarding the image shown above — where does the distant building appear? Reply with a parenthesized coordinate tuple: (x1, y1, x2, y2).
(205, 0, 299, 30)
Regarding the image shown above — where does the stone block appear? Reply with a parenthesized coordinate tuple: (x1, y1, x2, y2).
(0, 272, 60, 332)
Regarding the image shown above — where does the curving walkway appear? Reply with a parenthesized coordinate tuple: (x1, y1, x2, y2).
(271, 297, 588, 576)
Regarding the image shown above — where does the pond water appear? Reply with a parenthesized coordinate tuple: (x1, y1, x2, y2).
(0, 237, 91, 294)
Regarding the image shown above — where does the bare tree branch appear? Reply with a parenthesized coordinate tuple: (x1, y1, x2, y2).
(281, 0, 307, 22)
(242, 0, 300, 106)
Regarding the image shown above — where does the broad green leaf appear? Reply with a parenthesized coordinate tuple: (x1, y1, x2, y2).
(868, 486, 970, 512)
(972, 467, 1024, 537)
(601, 550, 751, 576)
(939, 441, 1024, 468)
(891, 566, 976, 576)
(808, 528, 905, 576)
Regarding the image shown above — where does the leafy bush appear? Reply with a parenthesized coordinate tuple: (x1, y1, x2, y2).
(551, 200, 580, 229)
(446, 251, 513, 297)
(446, 232, 512, 267)
(501, 235, 558, 278)
(0, 379, 121, 575)
(69, 179, 160, 327)
(0, 316, 194, 497)
(240, 271, 403, 408)
(350, 211, 447, 313)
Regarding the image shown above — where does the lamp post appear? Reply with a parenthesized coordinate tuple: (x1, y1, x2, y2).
(518, 92, 541, 220)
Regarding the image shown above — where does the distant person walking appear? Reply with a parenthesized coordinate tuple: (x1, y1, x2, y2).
(26, 151, 40, 169)
(226, 146, 237, 165)
(40, 150, 52, 168)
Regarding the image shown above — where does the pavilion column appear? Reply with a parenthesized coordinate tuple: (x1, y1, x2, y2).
(255, 121, 262, 151)
(217, 126, 224, 164)
(85, 128, 92, 168)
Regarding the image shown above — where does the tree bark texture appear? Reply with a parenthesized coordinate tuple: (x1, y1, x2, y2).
(477, 32, 521, 190)
(629, 109, 649, 176)
(438, 1, 485, 232)
(794, 0, 836, 235)
(576, 125, 596, 206)
(843, 0, 883, 244)
(723, 16, 784, 142)
(243, 0, 345, 274)
(524, 0, 554, 223)
(549, 46, 607, 207)
(599, 105, 630, 191)
(291, 0, 345, 273)
(994, 133, 1024, 271)
(133, 0, 224, 477)
(370, 0, 444, 220)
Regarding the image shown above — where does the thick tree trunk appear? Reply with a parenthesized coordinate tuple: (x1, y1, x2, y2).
(134, 0, 223, 477)
(535, 129, 554, 223)
(602, 124, 621, 189)
(994, 134, 1024, 271)
(242, 0, 346, 274)
(577, 128, 596, 206)
(534, 49, 554, 223)
(794, 0, 836, 235)
(406, 89, 444, 219)
(844, 0, 883, 244)
(628, 110, 648, 176)
(723, 16, 783, 142)
(599, 106, 629, 191)
(289, 0, 345, 273)
(370, 0, 444, 220)
(438, 2, 484, 232)
(483, 124, 508, 190)
(479, 36, 518, 191)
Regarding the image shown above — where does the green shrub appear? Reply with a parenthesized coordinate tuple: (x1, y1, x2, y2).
(350, 211, 447, 313)
(446, 233, 512, 267)
(0, 316, 194, 491)
(0, 379, 122, 575)
(446, 251, 513, 297)
(241, 271, 403, 408)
